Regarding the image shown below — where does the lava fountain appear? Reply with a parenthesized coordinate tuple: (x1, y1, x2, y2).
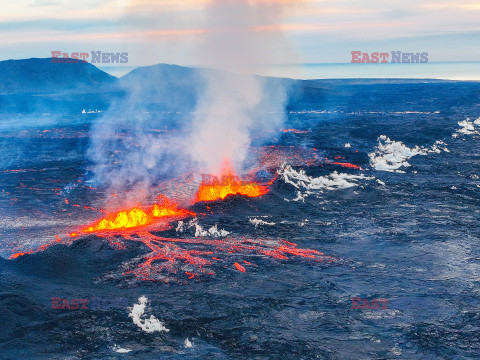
(71, 195, 195, 236)
(195, 161, 270, 202)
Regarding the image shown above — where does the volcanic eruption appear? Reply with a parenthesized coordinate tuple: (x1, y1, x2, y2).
(71, 195, 195, 236)
(9, 0, 337, 283)
(195, 160, 271, 202)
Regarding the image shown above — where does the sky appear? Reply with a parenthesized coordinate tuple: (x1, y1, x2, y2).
(1, 0, 479, 78)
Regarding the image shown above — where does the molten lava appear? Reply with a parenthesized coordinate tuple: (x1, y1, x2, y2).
(76, 195, 195, 235)
(195, 162, 269, 202)
(110, 232, 333, 283)
(196, 179, 269, 202)
(9, 236, 62, 259)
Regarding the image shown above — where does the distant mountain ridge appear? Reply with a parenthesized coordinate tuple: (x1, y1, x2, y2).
(0, 59, 208, 114)
(0, 57, 459, 97)
(0, 58, 476, 116)
(0, 58, 117, 95)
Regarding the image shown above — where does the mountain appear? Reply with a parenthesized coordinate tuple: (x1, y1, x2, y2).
(0, 58, 121, 115)
(117, 63, 295, 114)
(2, 58, 469, 118)
(0, 58, 117, 95)
(117, 63, 203, 113)
(120, 63, 199, 87)
(0, 59, 293, 116)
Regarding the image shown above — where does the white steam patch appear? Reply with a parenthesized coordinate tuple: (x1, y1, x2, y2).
(82, 109, 102, 114)
(453, 118, 480, 137)
(249, 217, 275, 228)
(368, 116, 480, 174)
(279, 164, 374, 201)
(176, 218, 230, 238)
(128, 296, 169, 334)
(113, 344, 132, 353)
(369, 136, 427, 173)
(184, 338, 193, 348)
(430, 140, 450, 153)
(368, 135, 449, 173)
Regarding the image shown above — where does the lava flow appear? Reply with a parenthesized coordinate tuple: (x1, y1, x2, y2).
(103, 232, 334, 284)
(195, 163, 270, 202)
(72, 195, 195, 236)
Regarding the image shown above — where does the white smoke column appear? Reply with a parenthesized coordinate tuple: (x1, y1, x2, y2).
(187, 0, 295, 175)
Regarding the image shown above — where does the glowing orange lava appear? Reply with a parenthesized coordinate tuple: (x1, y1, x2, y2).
(109, 232, 333, 283)
(75, 195, 195, 235)
(9, 238, 61, 259)
(332, 162, 361, 169)
(195, 161, 270, 202)
(196, 180, 269, 202)
(234, 262, 246, 272)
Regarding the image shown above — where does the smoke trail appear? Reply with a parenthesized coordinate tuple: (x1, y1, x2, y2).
(187, 0, 294, 175)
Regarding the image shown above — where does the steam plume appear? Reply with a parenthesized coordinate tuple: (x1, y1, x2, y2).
(88, 0, 295, 207)
(187, 0, 293, 174)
